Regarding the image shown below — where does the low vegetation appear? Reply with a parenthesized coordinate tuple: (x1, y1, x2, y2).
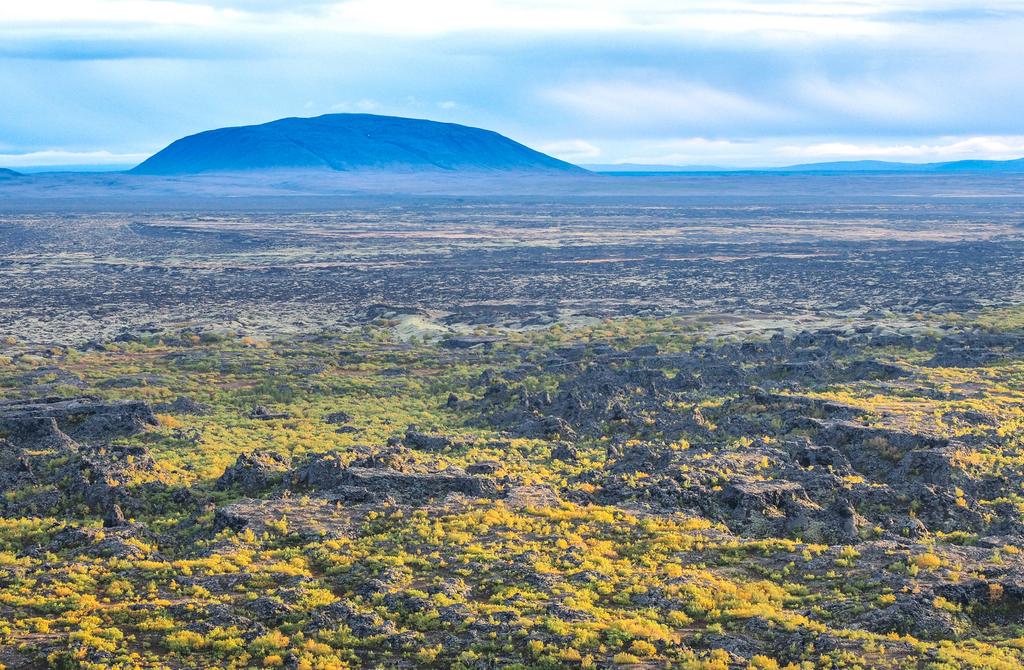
(0, 312, 1022, 669)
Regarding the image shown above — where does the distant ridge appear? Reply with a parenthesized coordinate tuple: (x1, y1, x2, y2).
(132, 114, 585, 175)
(771, 160, 927, 172)
(0, 168, 22, 178)
(586, 157, 1024, 174)
(777, 158, 1024, 173)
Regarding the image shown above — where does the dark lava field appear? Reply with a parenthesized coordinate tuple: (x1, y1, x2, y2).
(2, 175, 1024, 345)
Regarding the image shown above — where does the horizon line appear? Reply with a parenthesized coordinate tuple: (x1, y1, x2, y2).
(8, 155, 1024, 175)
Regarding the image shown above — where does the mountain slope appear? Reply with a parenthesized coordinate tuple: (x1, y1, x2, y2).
(131, 114, 584, 175)
(0, 168, 22, 178)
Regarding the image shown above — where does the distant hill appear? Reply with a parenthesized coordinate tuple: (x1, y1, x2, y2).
(587, 157, 1024, 174)
(775, 158, 1024, 173)
(131, 114, 585, 175)
(773, 160, 931, 172)
(0, 168, 22, 178)
(931, 158, 1024, 172)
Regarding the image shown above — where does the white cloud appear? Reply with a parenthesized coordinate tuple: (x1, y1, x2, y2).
(317, 0, 1024, 38)
(329, 99, 381, 112)
(779, 136, 1024, 162)
(609, 137, 776, 166)
(1, 0, 996, 38)
(576, 135, 1024, 167)
(0, 150, 150, 167)
(543, 80, 790, 131)
(319, 0, 905, 37)
(0, 0, 239, 26)
(539, 139, 602, 161)
(795, 76, 933, 122)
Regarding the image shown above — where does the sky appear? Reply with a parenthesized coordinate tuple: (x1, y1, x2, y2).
(2, 0, 1024, 169)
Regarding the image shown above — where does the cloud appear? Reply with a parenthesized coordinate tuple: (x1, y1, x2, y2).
(576, 135, 1024, 167)
(539, 139, 601, 161)
(542, 80, 792, 133)
(0, 34, 263, 60)
(330, 99, 382, 112)
(0, 0, 998, 41)
(795, 76, 933, 123)
(780, 136, 1024, 162)
(0, 0, 239, 26)
(602, 137, 780, 167)
(1, 1, 1024, 165)
(0, 150, 150, 167)
(261, 0, 1015, 39)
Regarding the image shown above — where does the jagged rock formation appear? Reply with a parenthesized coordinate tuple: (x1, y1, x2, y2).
(216, 450, 291, 494)
(293, 450, 497, 504)
(0, 396, 162, 516)
(470, 329, 1024, 544)
(0, 396, 158, 442)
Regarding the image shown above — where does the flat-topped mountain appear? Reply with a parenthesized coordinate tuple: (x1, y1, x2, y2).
(131, 114, 585, 175)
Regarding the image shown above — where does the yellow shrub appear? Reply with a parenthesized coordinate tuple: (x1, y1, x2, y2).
(559, 648, 583, 662)
(156, 413, 184, 429)
(166, 630, 207, 652)
(250, 630, 290, 655)
(749, 655, 780, 670)
(629, 640, 657, 657)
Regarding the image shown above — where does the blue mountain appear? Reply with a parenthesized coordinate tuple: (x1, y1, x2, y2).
(0, 168, 22, 178)
(775, 158, 1024, 173)
(131, 114, 584, 175)
(932, 158, 1024, 172)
